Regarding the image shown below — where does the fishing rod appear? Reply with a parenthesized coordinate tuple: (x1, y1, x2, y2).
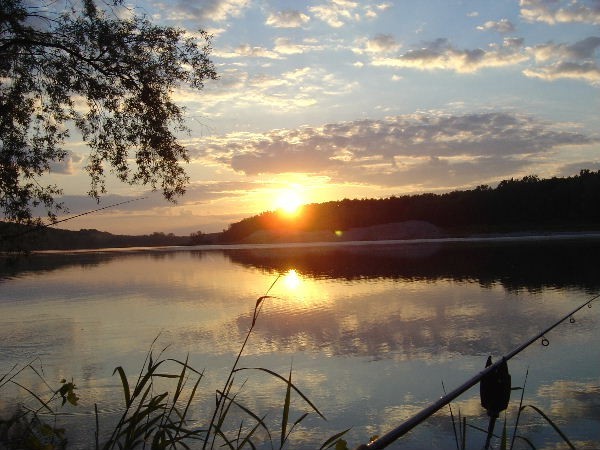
(358, 292, 600, 450)
(0, 197, 146, 242)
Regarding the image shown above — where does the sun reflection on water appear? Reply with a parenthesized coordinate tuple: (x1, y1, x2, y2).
(283, 269, 302, 290)
(274, 268, 332, 311)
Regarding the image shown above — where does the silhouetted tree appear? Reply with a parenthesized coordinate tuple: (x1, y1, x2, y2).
(190, 230, 211, 245)
(1, 0, 217, 223)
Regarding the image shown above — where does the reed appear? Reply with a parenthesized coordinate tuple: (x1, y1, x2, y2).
(0, 283, 348, 450)
(442, 368, 575, 450)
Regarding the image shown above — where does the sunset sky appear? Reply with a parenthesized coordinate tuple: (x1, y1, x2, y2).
(48, 0, 600, 235)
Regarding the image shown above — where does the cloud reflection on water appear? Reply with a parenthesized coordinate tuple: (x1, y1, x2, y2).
(1, 239, 599, 448)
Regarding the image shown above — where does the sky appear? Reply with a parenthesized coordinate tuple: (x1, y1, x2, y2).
(45, 0, 600, 235)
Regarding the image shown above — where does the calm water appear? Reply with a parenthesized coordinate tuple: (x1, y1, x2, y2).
(1, 237, 599, 449)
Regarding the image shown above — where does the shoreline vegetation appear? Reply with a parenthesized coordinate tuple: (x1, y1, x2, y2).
(0, 288, 350, 450)
(2, 170, 600, 252)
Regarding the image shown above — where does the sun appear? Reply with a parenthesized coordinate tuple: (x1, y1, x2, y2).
(275, 187, 304, 216)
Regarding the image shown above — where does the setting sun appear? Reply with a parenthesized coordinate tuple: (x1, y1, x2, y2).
(275, 187, 304, 216)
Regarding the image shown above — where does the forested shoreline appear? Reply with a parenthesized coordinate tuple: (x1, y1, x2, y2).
(2, 170, 600, 251)
(220, 170, 600, 243)
(0, 225, 201, 252)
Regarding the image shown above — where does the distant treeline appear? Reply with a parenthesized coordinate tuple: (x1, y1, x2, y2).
(0, 225, 214, 252)
(3, 170, 600, 250)
(220, 170, 600, 243)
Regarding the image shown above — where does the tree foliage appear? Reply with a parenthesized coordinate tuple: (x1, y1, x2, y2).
(220, 170, 600, 242)
(0, 0, 217, 223)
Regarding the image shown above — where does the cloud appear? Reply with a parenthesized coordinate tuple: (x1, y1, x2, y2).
(526, 36, 600, 85)
(194, 63, 357, 114)
(360, 34, 401, 54)
(368, 34, 599, 83)
(54, 181, 260, 216)
(265, 10, 310, 28)
(520, 0, 600, 25)
(214, 44, 282, 59)
(233, 44, 281, 59)
(557, 161, 600, 176)
(215, 36, 325, 59)
(524, 61, 600, 84)
(371, 38, 528, 73)
(364, 2, 393, 19)
(49, 151, 83, 175)
(530, 36, 600, 62)
(503, 37, 525, 49)
(476, 18, 516, 33)
(537, 380, 600, 422)
(273, 37, 324, 55)
(161, 0, 251, 22)
(193, 113, 596, 189)
(309, 0, 360, 28)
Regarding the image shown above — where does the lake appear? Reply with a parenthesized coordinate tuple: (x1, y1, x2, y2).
(1, 236, 599, 449)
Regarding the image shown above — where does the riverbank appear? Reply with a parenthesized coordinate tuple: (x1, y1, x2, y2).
(3, 218, 600, 252)
(233, 220, 600, 245)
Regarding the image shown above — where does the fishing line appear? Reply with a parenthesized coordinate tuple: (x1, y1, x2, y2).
(48, 197, 146, 228)
(0, 197, 146, 242)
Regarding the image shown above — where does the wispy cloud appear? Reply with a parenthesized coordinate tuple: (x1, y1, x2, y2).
(215, 44, 282, 59)
(309, 0, 360, 28)
(353, 34, 401, 54)
(477, 18, 516, 33)
(265, 10, 310, 28)
(186, 65, 356, 116)
(364, 33, 600, 85)
(525, 36, 600, 85)
(273, 37, 324, 55)
(530, 36, 600, 61)
(160, 0, 251, 22)
(192, 113, 595, 189)
(49, 151, 83, 175)
(55, 180, 261, 215)
(520, 0, 600, 25)
(524, 61, 600, 84)
(371, 38, 528, 73)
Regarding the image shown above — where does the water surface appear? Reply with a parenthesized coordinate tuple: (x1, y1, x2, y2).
(1, 237, 599, 449)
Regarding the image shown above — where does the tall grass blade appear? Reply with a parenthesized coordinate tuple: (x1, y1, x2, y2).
(280, 367, 292, 448)
(235, 367, 326, 420)
(284, 412, 309, 444)
(520, 405, 575, 450)
(442, 381, 460, 450)
(238, 420, 263, 450)
(319, 428, 351, 450)
(204, 286, 280, 450)
(500, 415, 508, 450)
(9, 381, 54, 414)
(174, 369, 205, 444)
(461, 416, 466, 450)
(165, 358, 203, 376)
(457, 408, 462, 449)
(131, 360, 167, 398)
(95, 403, 100, 450)
(513, 435, 536, 449)
(113, 367, 131, 408)
(215, 389, 273, 442)
(511, 369, 529, 450)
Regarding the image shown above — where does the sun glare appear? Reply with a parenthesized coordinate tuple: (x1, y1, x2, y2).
(275, 188, 304, 216)
(283, 269, 302, 290)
